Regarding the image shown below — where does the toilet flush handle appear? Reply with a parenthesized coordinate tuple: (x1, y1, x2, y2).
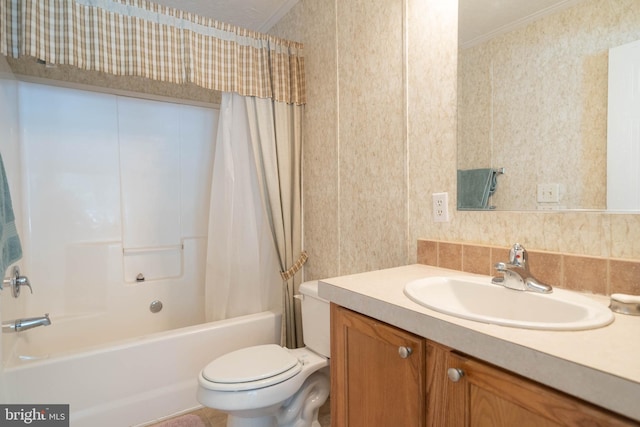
(398, 346, 413, 359)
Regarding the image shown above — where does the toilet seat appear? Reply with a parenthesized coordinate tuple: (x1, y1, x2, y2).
(201, 344, 302, 392)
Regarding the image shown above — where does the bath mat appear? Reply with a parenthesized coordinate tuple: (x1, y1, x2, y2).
(153, 414, 207, 427)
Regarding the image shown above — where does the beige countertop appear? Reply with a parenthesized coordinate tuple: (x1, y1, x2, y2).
(318, 264, 640, 422)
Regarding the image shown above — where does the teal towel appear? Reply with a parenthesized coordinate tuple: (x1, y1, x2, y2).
(0, 153, 22, 278)
(457, 168, 498, 210)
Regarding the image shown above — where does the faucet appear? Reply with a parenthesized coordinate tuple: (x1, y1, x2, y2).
(2, 313, 51, 333)
(2, 266, 33, 298)
(491, 243, 553, 293)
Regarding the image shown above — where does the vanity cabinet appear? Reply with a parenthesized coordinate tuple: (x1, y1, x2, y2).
(331, 304, 638, 427)
(330, 303, 426, 427)
(427, 341, 636, 427)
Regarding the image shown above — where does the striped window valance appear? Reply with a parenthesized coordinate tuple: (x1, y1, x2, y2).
(0, 0, 306, 104)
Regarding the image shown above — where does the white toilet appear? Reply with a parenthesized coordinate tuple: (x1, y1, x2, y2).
(197, 281, 330, 427)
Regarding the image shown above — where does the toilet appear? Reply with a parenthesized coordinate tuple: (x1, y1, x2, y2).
(197, 281, 330, 427)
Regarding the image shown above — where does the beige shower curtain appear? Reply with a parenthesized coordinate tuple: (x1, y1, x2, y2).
(245, 96, 305, 349)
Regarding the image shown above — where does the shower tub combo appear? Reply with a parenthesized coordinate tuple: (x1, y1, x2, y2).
(0, 83, 281, 426)
(2, 309, 280, 426)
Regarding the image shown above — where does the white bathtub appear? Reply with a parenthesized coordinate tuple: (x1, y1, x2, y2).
(1, 311, 281, 427)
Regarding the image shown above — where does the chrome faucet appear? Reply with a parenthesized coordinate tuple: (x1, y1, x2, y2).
(491, 243, 553, 293)
(2, 266, 33, 298)
(2, 313, 51, 333)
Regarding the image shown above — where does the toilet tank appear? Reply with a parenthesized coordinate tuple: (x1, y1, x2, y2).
(299, 281, 330, 358)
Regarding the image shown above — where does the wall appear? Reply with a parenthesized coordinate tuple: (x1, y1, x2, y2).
(272, 0, 409, 279)
(1, 83, 217, 358)
(272, 0, 640, 290)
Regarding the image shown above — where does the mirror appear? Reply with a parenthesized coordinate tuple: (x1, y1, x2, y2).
(457, 0, 640, 211)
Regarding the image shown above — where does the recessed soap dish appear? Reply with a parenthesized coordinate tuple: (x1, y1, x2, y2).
(609, 293, 640, 316)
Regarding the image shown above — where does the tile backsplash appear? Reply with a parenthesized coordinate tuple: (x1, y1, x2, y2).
(418, 239, 639, 297)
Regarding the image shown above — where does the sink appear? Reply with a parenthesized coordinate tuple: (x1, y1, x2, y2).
(404, 276, 614, 330)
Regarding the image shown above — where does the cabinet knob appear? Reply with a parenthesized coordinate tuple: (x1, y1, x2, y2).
(447, 368, 464, 382)
(398, 346, 413, 358)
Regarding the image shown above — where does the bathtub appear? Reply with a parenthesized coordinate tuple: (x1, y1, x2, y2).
(1, 311, 281, 427)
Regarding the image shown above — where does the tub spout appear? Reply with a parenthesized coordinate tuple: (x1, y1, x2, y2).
(2, 313, 51, 333)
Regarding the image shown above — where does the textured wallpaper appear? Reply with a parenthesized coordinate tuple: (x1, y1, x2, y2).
(273, 0, 640, 289)
(272, 0, 408, 278)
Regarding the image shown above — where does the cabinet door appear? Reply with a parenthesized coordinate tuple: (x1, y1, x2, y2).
(426, 341, 466, 426)
(331, 304, 426, 427)
(428, 342, 637, 427)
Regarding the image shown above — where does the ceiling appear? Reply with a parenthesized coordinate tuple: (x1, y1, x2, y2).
(152, 0, 299, 33)
(459, 0, 584, 48)
(150, 0, 582, 45)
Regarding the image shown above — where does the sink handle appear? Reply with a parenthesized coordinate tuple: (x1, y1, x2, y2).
(509, 243, 528, 269)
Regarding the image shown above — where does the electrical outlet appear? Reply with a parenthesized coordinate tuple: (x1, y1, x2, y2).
(432, 192, 450, 222)
(537, 184, 560, 203)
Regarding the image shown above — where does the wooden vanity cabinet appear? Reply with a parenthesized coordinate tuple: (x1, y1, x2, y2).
(426, 341, 637, 427)
(331, 304, 638, 427)
(330, 303, 426, 427)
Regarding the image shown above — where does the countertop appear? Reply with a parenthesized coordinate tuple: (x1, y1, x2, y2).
(318, 264, 640, 422)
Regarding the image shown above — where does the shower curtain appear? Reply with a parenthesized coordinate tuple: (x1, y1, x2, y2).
(205, 92, 305, 348)
(205, 93, 281, 322)
(245, 96, 305, 348)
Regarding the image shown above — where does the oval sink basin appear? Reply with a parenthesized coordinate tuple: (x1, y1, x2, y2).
(404, 276, 614, 330)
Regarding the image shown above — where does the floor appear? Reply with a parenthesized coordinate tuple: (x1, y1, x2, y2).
(149, 399, 331, 427)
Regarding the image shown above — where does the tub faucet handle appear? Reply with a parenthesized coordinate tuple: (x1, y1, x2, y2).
(2, 266, 33, 298)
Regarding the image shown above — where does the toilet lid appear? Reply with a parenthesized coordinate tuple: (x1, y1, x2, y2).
(202, 344, 301, 389)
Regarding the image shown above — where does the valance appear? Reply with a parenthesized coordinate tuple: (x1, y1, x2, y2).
(0, 0, 306, 104)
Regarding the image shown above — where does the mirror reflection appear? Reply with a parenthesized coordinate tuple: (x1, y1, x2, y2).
(457, 0, 640, 211)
